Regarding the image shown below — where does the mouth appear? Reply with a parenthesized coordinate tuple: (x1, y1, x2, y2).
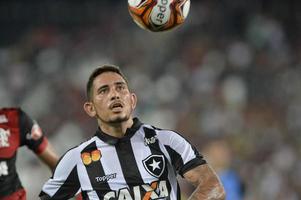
(110, 102, 124, 110)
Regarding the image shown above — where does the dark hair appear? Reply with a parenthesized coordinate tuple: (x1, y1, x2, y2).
(86, 64, 128, 100)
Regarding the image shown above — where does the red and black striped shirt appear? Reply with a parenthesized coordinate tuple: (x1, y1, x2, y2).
(0, 107, 48, 198)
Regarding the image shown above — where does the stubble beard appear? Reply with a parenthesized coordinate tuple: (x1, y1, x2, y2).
(108, 115, 129, 124)
(97, 112, 130, 125)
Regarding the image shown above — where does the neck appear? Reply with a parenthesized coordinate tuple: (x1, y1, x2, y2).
(98, 118, 134, 138)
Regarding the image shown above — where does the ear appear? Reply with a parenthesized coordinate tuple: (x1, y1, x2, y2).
(83, 101, 96, 117)
(131, 93, 137, 110)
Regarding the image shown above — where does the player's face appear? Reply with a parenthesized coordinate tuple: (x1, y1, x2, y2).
(86, 72, 136, 124)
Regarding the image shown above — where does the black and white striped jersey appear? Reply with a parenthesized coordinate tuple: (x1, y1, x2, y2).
(40, 118, 206, 200)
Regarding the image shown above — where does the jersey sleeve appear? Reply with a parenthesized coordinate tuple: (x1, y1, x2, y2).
(19, 108, 48, 154)
(157, 130, 207, 177)
(40, 149, 81, 199)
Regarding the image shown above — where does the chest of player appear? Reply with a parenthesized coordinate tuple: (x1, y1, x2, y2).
(78, 139, 172, 199)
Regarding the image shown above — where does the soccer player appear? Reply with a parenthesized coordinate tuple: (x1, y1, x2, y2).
(0, 107, 59, 200)
(40, 65, 225, 200)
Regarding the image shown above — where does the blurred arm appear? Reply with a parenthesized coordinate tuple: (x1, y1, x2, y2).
(38, 142, 59, 170)
(184, 164, 226, 200)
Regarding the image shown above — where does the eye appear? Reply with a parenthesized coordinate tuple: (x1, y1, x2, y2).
(98, 87, 108, 94)
(116, 84, 126, 91)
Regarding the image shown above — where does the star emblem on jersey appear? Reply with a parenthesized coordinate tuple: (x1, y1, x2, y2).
(143, 155, 165, 178)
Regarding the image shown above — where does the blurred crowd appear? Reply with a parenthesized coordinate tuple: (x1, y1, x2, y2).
(0, 0, 300, 199)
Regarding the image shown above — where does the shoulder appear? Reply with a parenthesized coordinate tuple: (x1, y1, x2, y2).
(60, 136, 99, 160)
(141, 123, 179, 135)
(141, 124, 186, 145)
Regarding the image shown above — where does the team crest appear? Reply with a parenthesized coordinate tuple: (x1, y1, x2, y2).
(143, 155, 165, 178)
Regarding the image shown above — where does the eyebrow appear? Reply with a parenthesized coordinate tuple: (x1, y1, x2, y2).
(96, 81, 127, 92)
(115, 81, 127, 86)
(97, 85, 108, 91)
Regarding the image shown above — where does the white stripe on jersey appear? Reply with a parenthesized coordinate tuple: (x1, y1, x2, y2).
(157, 134, 178, 200)
(42, 144, 80, 196)
(95, 137, 128, 191)
(87, 190, 99, 199)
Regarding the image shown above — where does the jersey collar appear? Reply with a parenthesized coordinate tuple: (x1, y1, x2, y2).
(95, 118, 142, 145)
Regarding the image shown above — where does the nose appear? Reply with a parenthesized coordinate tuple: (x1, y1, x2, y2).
(110, 88, 120, 100)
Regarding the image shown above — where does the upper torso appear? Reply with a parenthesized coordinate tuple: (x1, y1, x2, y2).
(41, 118, 206, 200)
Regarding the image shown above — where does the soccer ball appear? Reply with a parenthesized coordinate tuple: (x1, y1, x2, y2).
(128, 0, 191, 32)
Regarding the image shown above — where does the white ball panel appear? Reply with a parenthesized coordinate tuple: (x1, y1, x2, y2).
(150, 0, 172, 25)
(128, 0, 144, 7)
(182, 0, 190, 19)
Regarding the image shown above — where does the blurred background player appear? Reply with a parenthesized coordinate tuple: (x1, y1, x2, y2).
(0, 107, 59, 200)
(203, 139, 245, 200)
